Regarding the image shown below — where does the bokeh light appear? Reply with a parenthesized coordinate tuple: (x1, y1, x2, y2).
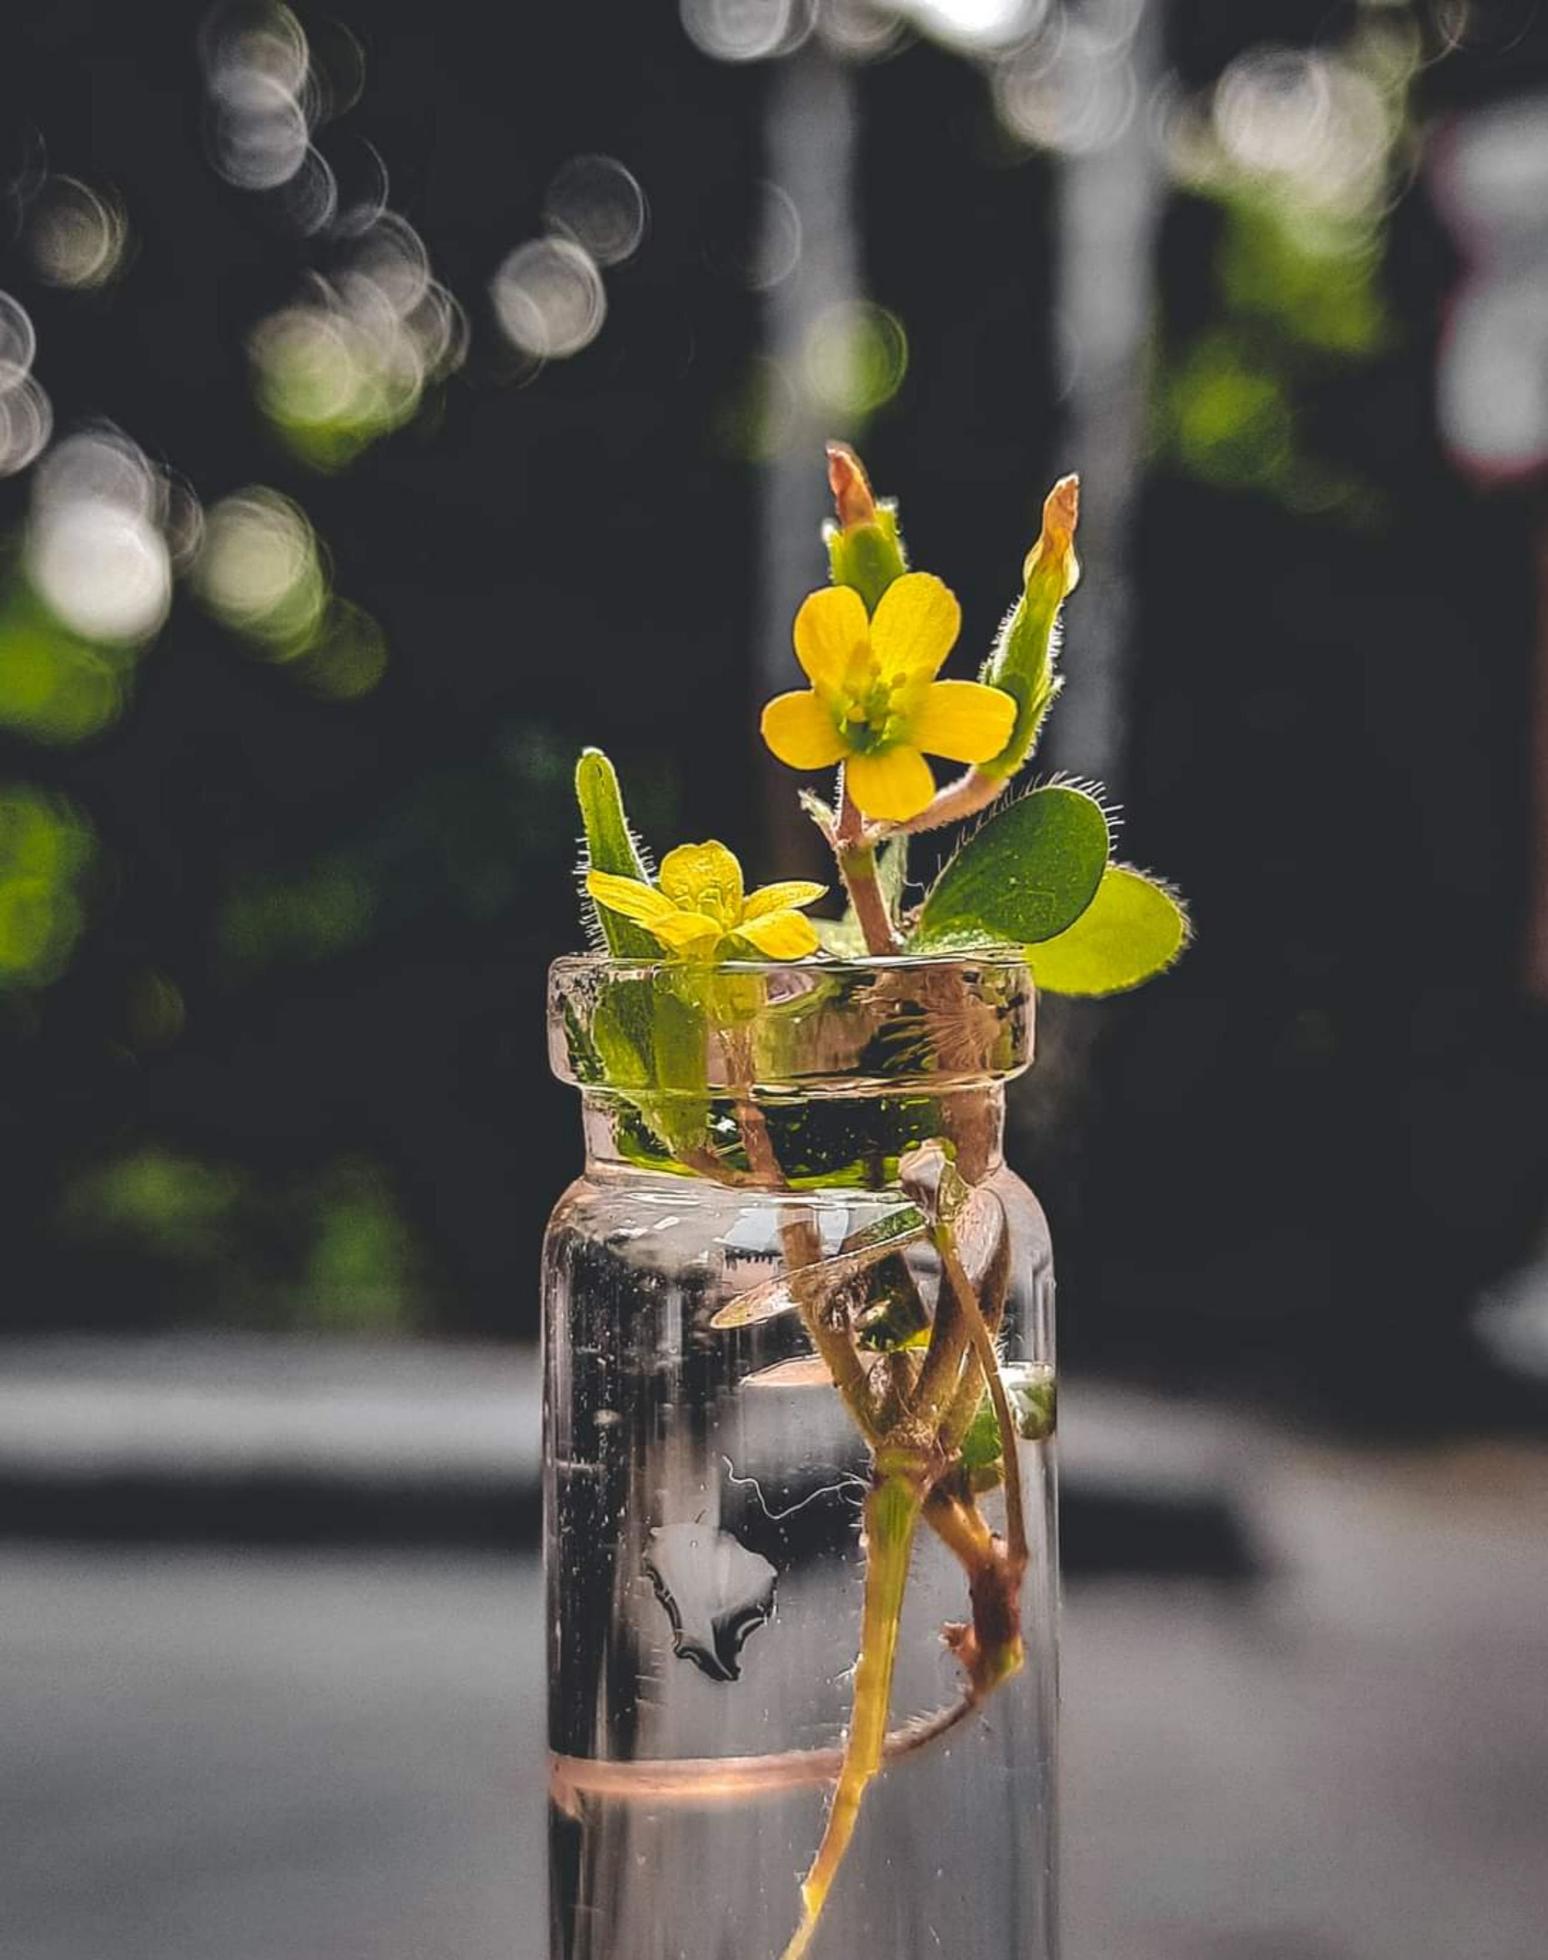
(0, 290, 51, 479)
(0, 288, 38, 378)
(0, 591, 119, 746)
(0, 426, 176, 742)
(194, 486, 386, 695)
(0, 784, 95, 990)
(200, 0, 314, 192)
(679, 0, 813, 62)
(815, 0, 907, 60)
(26, 176, 130, 289)
(0, 375, 53, 480)
(1161, 332, 1295, 491)
(295, 597, 388, 699)
(1210, 47, 1391, 217)
(195, 487, 326, 656)
(897, 0, 1045, 56)
(249, 214, 468, 467)
(544, 155, 648, 269)
(491, 237, 607, 360)
(994, 18, 1138, 156)
(26, 429, 174, 644)
(802, 300, 908, 417)
(1152, 15, 1419, 518)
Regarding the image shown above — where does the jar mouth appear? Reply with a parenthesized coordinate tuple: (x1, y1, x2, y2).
(548, 949, 1034, 1101)
(549, 949, 1034, 984)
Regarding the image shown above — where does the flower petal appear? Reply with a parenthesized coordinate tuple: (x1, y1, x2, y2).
(910, 680, 1018, 764)
(845, 745, 936, 823)
(735, 910, 820, 959)
(868, 571, 961, 684)
(650, 910, 724, 956)
(659, 840, 743, 927)
(585, 871, 678, 927)
(761, 689, 849, 770)
(742, 879, 827, 921)
(792, 584, 870, 695)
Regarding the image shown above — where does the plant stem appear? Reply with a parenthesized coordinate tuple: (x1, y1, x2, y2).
(863, 763, 1006, 846)
(835, 778, 901, 955)
(733, 1085, 884, 1444)
(938, 1226, 1027, 1576)
(779, 1471, 925, 1960)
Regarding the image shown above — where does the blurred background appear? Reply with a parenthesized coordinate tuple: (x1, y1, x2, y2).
(4, 1, 1548, 1956)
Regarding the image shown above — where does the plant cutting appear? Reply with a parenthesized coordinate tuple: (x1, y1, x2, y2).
(544, 444, 1187, 1960)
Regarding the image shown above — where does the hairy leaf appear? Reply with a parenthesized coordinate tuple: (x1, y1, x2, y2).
(574, 748, 657, 960)
(914, 785, 1109, 948)
(1025, 863, 1190, 996)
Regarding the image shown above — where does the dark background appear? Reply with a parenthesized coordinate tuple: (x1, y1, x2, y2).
(4, 0, 1547, 1428)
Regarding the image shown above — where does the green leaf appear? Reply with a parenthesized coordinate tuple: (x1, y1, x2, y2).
(1025, 863, 1191, 996)
(914, 786, 1109, 948)
(574, 748, 657, 960)
(825, 504, 908, 614)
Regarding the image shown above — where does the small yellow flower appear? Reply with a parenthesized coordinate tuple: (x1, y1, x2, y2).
(586, 841, 825, 961)
(760, 571, 1016, 823)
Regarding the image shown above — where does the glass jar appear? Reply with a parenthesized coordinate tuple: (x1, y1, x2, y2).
(543, 953, 1058, 1960)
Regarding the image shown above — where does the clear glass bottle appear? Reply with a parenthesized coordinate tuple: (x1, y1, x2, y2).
(544, 953, 1057, 1960)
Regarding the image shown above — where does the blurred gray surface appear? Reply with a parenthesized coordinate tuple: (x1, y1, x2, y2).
(3, 1550, 545, 1960)
(0, 1337, 539, 1484)
(4, 1422, 1548, 1960)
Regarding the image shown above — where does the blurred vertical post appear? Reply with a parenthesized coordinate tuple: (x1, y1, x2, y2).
(757, 42, 859, 877)
(1430, 93, 1548, 997)
(1043, 0, 1166, 792)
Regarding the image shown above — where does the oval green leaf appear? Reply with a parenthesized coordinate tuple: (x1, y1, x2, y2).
(1024, 863, 1190, 996)
(915, 785, 1109, 947)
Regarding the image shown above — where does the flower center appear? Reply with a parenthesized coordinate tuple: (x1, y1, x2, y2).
(836, 659, 910, 753)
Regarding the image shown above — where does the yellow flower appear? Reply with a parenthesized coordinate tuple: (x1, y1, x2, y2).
(586, 841, 825, 961)
(760, 571, 1017, 823)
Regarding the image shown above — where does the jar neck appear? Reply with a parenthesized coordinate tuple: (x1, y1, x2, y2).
(580, 1084, 1007, 1188)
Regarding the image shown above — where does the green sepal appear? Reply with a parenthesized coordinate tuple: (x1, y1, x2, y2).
(825, 503, 908, 614)
(574, 748, 657, 960)
(976, 564, 1066, 782)
(913, 785, 1110, 949)
(1025, 863, 1191, 997)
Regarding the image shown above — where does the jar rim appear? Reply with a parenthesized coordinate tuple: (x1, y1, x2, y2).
(549, 949, 1032, 983)
(547, 948, 1035, 1103)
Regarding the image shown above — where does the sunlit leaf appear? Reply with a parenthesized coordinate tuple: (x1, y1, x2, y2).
(1024, 864, 1190, 996)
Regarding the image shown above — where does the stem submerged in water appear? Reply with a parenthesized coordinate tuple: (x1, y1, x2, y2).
(719, 1019, 1032, 1958)
(779, 1473, 925, 1960)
